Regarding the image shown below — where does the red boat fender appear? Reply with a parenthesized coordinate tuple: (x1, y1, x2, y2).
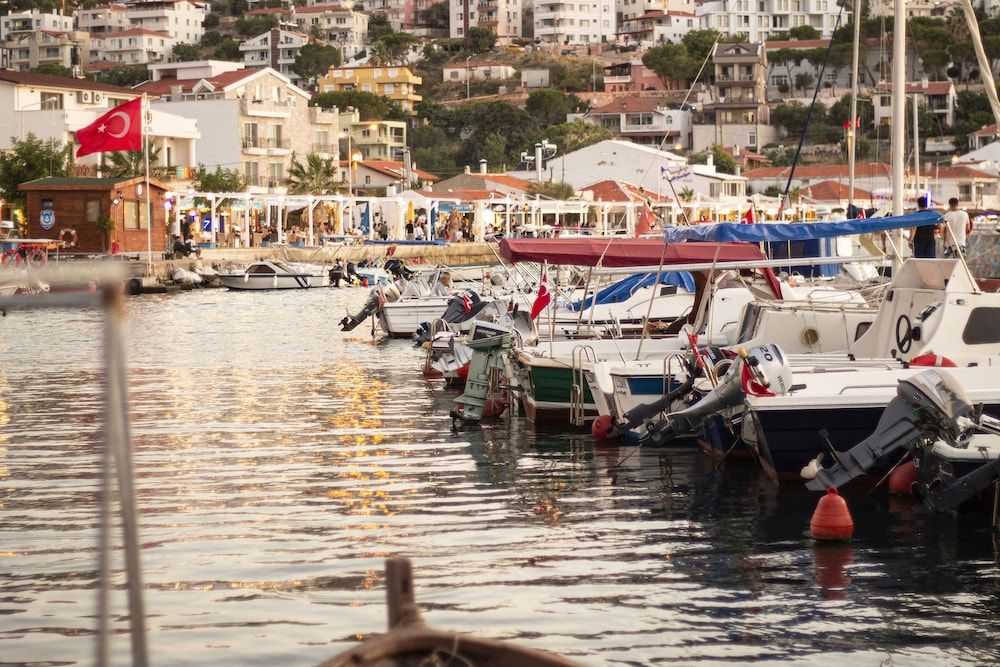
(483, 395, 509, 419)
(888, 460, 917, 496)
(910, 353, 957, 368)
(811, 487, 854, 541)
(591, 414, 614, 441)
(456, 364, 469, 380)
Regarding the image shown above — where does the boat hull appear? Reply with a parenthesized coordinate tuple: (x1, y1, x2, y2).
(220, 274, 329, 290)
(378, 298, 453, 337)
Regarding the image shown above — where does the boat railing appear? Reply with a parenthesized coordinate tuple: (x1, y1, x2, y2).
(662, 353, 688, 410)
(570, 345, 597, 426)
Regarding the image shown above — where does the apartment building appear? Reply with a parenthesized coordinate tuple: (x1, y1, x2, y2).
(603, 61, 683, 92)
(697, 0, 842, 42)
(441, 61, 516, 82)
(77, 3, 131, 34)
(0, 8, 73, 40)
(358, 0, 417, 31)
(319, 65, 422, 114)
(616, 10, 697, 47)
(578, 97, 693, 148)
(126, 0, 208, 45)
(694, 41, 775, 151)
(0, 69, 198, 171)
(240, 28, 310, 87)
(139, 62, 338, 193)
(292, 4, 368, 58)
(533, 0, 616, 45)
(617, 0, 695, 22)
(338, 109, 407, 161)
(5, 30, 90, 72)
(91, 28, 176, 65)
(872, 80, 957, 129)
(449, 0, 520, 41)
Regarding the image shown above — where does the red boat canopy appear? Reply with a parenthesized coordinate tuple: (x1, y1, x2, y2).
(498, 237, 766, 268)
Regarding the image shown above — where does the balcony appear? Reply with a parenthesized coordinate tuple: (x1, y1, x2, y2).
(715, 76, 755, 85)
(242, 137, 291, 149)
(603, 75, 631, 85)
(479, 18, 498, 27)
(312, 143, 336, 154)
(477, 1, 498, 10)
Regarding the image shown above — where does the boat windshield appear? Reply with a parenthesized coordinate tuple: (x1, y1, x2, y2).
(246, 264, 276, 275)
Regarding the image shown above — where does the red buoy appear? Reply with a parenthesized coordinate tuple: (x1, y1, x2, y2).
(483, 395, 509, 419)
(361, 277, 369, 287)
(910, 353, 957, 367)
(592, 414, 614, 441)
(811, 487, 854, 541)
(888, 460, 917, 496)
(456, 364, 470, 380)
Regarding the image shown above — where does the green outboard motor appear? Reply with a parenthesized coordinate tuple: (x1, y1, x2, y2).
(449, 321, 514, 427)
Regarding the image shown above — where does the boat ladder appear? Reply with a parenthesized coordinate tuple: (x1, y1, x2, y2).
(570, 345, 597, 427)
(661, 353, 688, 417)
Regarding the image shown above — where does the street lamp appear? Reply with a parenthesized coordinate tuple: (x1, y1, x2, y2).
(934, 154, 959, 206)
(466, 55, 472, 100)
(350, 149, 363, 197)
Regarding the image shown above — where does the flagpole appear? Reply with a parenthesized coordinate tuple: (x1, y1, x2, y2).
(143, 94, 152, 273)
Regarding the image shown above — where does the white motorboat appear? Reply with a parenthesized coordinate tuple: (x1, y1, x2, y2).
(219, 261, 330, 290)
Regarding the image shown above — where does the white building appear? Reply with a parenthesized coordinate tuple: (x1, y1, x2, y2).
(0, 69, 198, 171)
(4, 30, 90, 72)
(0, 8, 73, 40)
(616, 10, 697, 47)
(76, 3, 131, 34)
(91, 28, 176, 65)
(441, 60, 516, 82)
(449, 0, 521, 41)
(126, 0, 208, 45)
(618, 0, 696, 22)
(292, 4, 368, 58)
(358, 0, 417, 31)
(872, 80, 957, 129)
(697, 0, 842, 42)
(533, 0, 616, 45)
(576, 97, 693, 148)
(240, 28, 310, 87)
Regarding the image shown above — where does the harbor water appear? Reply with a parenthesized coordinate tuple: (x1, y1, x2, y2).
(3, 288, 1000, 665)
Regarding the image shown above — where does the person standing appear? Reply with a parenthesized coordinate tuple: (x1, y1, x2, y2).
(910, 195, 939, 258)
(942, 197, 972, 258)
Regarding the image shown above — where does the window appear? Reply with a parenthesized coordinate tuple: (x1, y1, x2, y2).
(85, 200, 100, 224)
(244, 122, 259, 147)
(40, 92, 62, 109)
(245, 161, 260, 184)
(124, 201, 139, 229)
(963, 308, 1000, 344)
(269, 162, 284, 182)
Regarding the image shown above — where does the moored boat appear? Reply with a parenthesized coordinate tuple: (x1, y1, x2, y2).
(219, 261, 329, 290)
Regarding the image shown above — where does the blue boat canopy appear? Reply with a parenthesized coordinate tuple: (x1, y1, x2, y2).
(568, 271, 695, 312)
(662, 211, 942, 243)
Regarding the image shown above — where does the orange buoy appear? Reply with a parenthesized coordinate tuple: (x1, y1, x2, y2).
(811, 487, 854, 541)
(888, 460, 917, 496)
(361, 277, 369, 287)
(592, 414, 614, 441)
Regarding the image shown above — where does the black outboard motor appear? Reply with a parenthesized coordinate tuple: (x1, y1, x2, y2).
(607, 358, 697, 440)
(413, 291, 487, 344)
(340, 283, 400, 331)
(384, 258, 414, 281)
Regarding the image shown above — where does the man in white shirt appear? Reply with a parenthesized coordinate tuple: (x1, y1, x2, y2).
(942, 197, 972, 258)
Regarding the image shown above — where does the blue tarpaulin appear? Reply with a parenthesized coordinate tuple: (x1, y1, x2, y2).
(364, 240, 446, 246)
(662, 211, 942, 243)
(568, 271, 696, 312)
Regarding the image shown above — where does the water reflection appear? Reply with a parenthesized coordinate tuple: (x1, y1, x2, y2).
(1, 288, 1000, 665)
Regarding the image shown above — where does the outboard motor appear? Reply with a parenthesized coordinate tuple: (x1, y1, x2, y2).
(384, 258, 414, 281)
(643, 344, 792, 446)
(450, 320, 515, 426)
(607, 358, 697, 440)
(413, 291, 485, 344)
(340, 283, 400, 331)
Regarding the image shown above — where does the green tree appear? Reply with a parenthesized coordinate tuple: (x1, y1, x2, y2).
(681, 29, 723, 62)
(172, 42, 202, 61)
(368, 13, 394, 41)
(292, 43, 343, 87)
(481, 133, 508, 169)
(413, 147, 459, 178)
(466, 26, 497, 53)
(642, 43, 701, 87)
(410, 125, 449, 149)
(794, 72, 814, 93)
(454, 101, 540, 167)
(103, 142, 162, 179)
(235, 15, 278, 37)
(213, 39, 242, 61)
(422, 1, 449, 28)
(89, 64, 150, 88)
(285, 152, 344, 194)
(788, 25, 821, 40)
(204, 12, 220, 28)
(544, 119, 613, 153)
(688, 144, 738, 175)
(311, 90, 405, 120)
(0, 134, 71, 206)
(201, 29, 223, 47)
(32, 63, 72, 77)
(771, 102, 811, 134)
(194, 166, 247, 207)
(527, 181, 575, 199)
(377, 32, 418, 64)
(525, 88, 571, 126)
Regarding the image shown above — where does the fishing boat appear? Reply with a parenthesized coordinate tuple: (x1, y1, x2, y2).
(219, 261, 329, 290)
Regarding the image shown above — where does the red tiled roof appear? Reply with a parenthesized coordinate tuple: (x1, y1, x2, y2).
(580, 179, 667, 203)
(765, 39, 831, 49)
(363, 160, 439, 182)
(134, 68, 263, 96)
(294, 4, 353, 12)
(590, 96, 668, 114)
(39, 29, 69, 38)
(721, 146, 769, 162)
(442, 60, 509, 69)
(480, 173, 531, 190)
(971, 123, 998, 137)
(803, 180, 873, 202)
(874, 81, 953, 96)
(248, 6, 291, 14)
(0, 69, 137, 95)
(419, 188, 506, 200)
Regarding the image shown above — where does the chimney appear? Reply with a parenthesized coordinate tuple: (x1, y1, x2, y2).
(734, 165, 741, 177)
(706, 152, 714, 168)
(270, 27, 280, 70)
(479, 159, 487, 174)
(170, 84, 183, 100)
(464, 165, 471, 174)
(920, 77, 929, 89)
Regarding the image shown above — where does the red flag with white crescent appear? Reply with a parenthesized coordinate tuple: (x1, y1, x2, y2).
(530, 274, 551, 320)
(635, 202, 655, 237)
(75, 97, 143, 157)
(741, 208, 754, 224)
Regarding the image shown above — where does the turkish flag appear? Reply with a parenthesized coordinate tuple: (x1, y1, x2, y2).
(741, 208, 754, 224)
(635, 202, 656, 237)
(530, 274, 551, 320)
(75, 97, 143, 157)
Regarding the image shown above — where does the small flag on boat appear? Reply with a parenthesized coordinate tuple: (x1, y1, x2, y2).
(661, 165, 690, 182)
(741, 208, 754, 224)
(856, 208, 866, 219)
(461, 291, 472, 314)
(636, 202, 656, 236)
(530, 275, 551, 320)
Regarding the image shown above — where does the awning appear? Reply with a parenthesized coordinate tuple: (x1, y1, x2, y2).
(662, 211, 942, 243)
(498, 237, 765, 267)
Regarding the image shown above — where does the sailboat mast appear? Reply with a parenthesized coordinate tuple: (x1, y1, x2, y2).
(847, 0, 862, 209)
(890, 0, 906, 218)
(960, 0, 1000, 137)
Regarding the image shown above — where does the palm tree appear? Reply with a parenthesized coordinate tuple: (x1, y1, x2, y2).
(285, 152, 344, 194)
(678, 186, 695, 202)
(104, 141, 162, 179)
(368, 41, 391, 67)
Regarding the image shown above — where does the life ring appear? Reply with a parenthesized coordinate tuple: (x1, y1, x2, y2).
(895, 315, 913, 354)
(28, 248, 47, 266)
(910, 353, 957, 368)
(59, 228, 77, 248)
